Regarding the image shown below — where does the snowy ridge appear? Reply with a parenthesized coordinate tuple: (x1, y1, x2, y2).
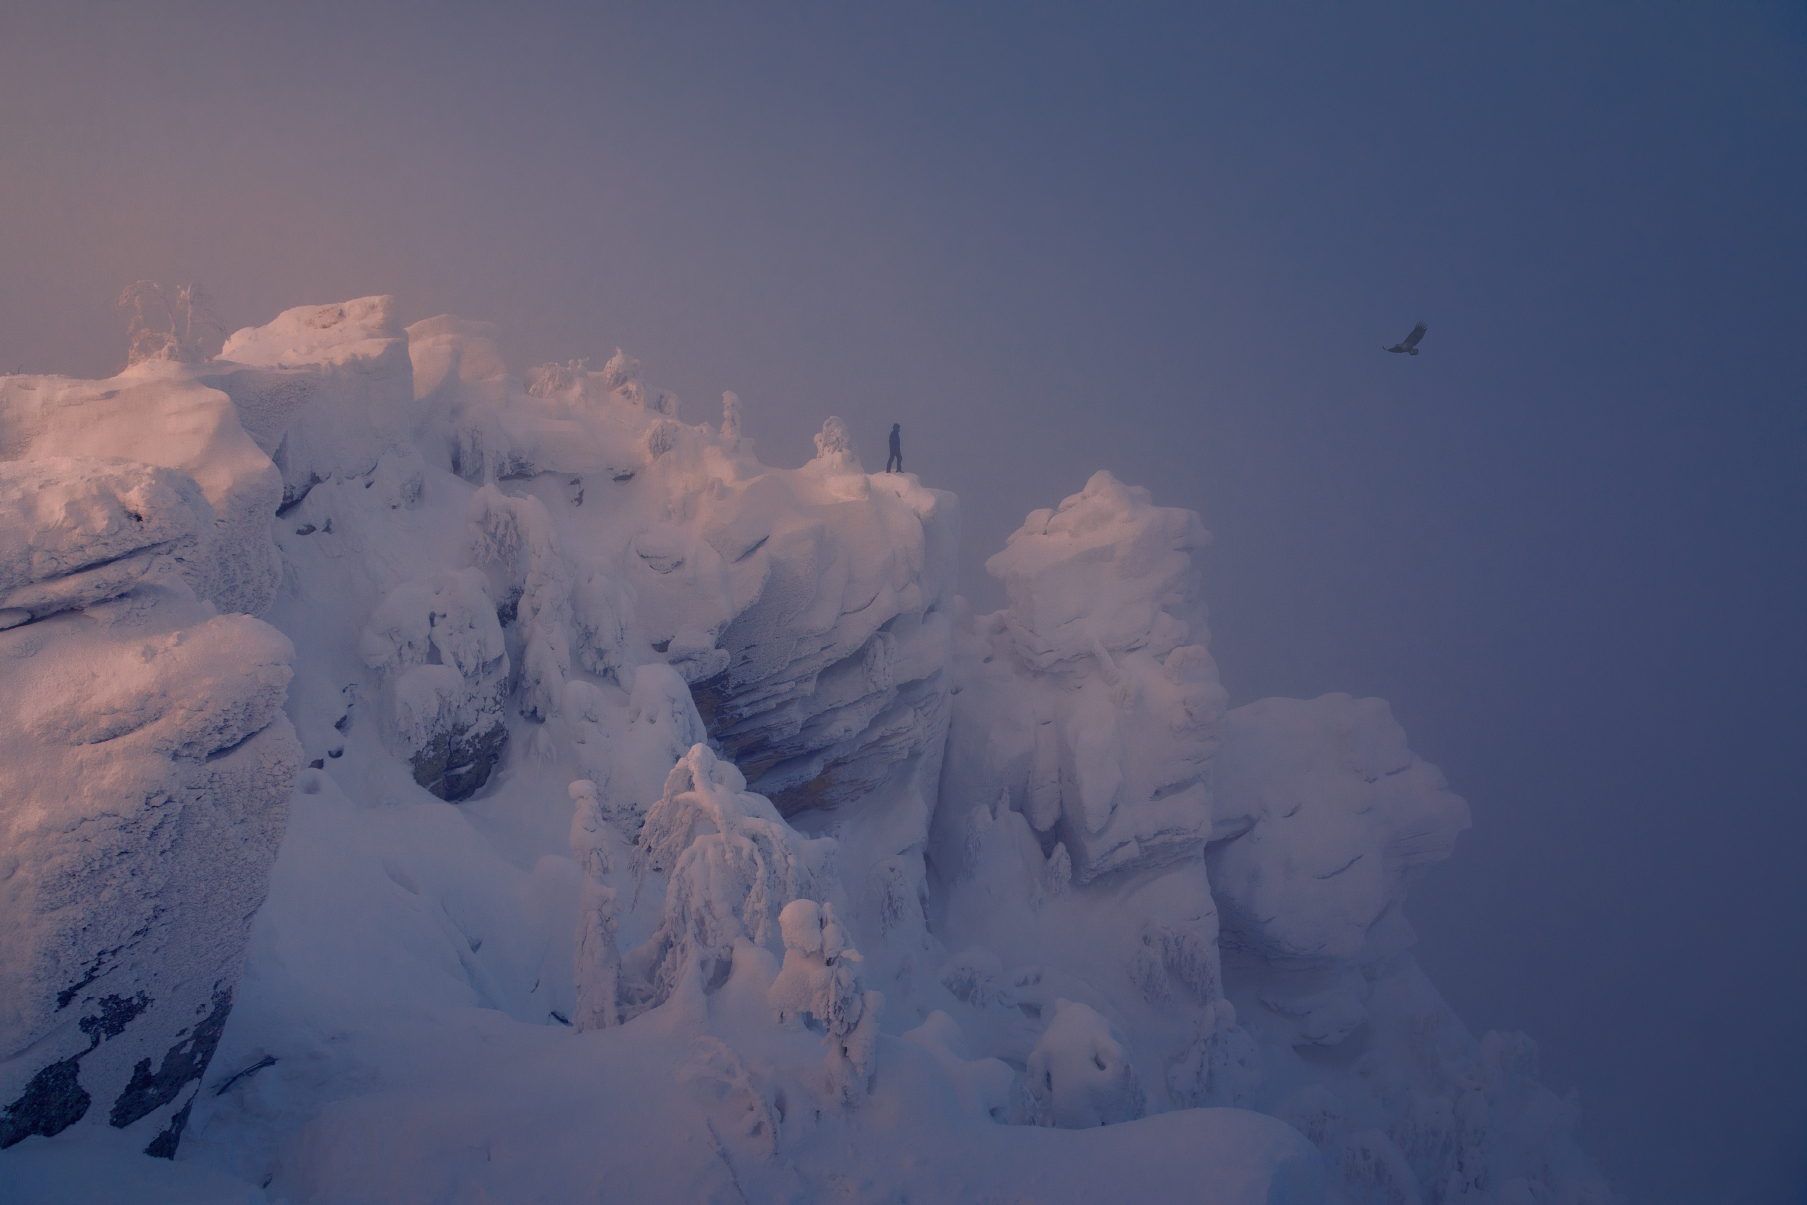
(0, 296, 1609, 1205)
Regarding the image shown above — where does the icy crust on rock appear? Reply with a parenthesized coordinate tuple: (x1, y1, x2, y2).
(0, 293, 1607, 1204)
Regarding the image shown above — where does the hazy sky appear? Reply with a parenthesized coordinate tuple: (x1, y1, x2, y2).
(4, 4, 1804, 1201)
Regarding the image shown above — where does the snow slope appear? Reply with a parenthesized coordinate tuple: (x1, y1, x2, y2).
(0, 297, 1610, 1205)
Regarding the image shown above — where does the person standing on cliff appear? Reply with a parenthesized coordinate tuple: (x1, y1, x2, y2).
(886, 423, 903, 473)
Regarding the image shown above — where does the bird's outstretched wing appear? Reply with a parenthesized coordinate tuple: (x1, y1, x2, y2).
(1402, 322, 1427, 349)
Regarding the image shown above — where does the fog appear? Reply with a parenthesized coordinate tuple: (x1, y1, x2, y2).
(3, 4, 1803, 1200)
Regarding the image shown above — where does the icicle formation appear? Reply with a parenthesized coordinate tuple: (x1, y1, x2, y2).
(466, 484, 572, 722)
(627, 744, 836, 1015)
(769, 899, 885, 1107)
(569, 780, 622, 1032)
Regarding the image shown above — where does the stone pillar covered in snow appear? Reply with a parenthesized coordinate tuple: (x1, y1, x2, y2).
(941, 470, 1229, 883)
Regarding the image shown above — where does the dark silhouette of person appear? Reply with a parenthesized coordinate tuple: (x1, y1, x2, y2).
(886, 423, 903, 473)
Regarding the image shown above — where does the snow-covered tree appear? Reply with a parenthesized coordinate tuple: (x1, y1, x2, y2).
(628, 745, 837, 1015)
(467, 484, 572, 722)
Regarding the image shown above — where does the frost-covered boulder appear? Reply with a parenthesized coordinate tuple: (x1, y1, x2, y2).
(943, 470, 1227, 881)
(0, 458, 210, 626)
(0, 367, 283, 617)
(1209, 694, 1470, 961)
(0, 586, 300, 1157)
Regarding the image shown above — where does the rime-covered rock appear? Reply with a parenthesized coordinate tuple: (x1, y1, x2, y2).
(944, 470, 1227, 882)
(0, 588, 299, 1156)
(0, 293, 1610, 1203)
(0, 458, 210, 625)
(0, 367, 283, 617)
(205, 295, 415, 510)
(1209, 693, 1470, 961)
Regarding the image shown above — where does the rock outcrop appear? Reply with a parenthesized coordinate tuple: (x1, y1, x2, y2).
(942, 470, 1227, 882)
(0, 441, 299, 1158)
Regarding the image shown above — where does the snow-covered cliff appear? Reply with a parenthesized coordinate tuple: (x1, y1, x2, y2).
(0, 296, 1609, 1205)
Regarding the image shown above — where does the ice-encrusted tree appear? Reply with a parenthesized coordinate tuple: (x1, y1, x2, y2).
(118, 281, 226, 366)
(768, 899, 885, 1106)
(719, 390, 743, 445)
(569, 780, 622, 1032)
(628, 744, 837, 1016)
(1166, 997, 1259, 1109)
(467, 484, 572, 722)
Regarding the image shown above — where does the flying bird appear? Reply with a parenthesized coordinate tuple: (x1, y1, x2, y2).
(1384, 323, 1427, 355)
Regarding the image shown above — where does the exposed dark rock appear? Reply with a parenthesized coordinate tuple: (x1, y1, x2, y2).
(56, 943, 125, 1011)
(79, 993, 151, 1045)
(0, 1057, 90, 1148)
(108, 986, 232, 1131)
(410, 721, 508, 802)
(142, 1093, 194, 1159)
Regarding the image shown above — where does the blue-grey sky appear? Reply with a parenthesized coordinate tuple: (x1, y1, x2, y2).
(3, 4, 1803, 1201)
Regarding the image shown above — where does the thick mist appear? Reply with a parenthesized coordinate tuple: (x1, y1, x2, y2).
(3, 5, 1803, 1201)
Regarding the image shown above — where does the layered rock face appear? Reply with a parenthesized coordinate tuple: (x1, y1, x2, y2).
(0, 386, 300, 1157)
(685, 420, 956, 816)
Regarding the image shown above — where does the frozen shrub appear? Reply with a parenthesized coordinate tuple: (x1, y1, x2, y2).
(769, 899, 884, 1106)
(1026, 999, 1146, 1128)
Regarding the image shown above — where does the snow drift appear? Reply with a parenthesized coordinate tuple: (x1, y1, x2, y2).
(0, 295, 1610, 1205)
